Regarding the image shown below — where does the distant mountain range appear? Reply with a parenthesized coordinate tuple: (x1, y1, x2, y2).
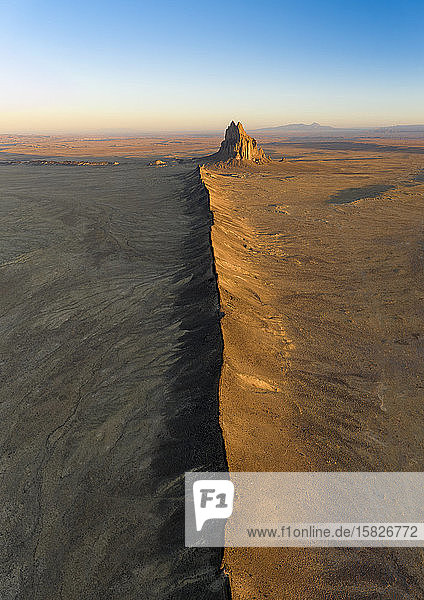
(374, 125, 424, 133)
(255, 122, 335, 132)
(252, 123, 424, 139)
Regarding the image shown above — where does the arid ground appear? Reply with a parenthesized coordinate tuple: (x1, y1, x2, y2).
(1, 133, 424, 598)
(203, 142, 424, 598)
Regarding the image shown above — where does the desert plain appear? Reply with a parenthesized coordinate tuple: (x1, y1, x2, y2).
(0, 128, 424, 598)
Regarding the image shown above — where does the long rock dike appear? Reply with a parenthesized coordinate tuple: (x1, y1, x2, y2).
(0, 162, 229, 599)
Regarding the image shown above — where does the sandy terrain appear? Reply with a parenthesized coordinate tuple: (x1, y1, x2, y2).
(0, 134, 221, 160)
(204, 143, 424, 598)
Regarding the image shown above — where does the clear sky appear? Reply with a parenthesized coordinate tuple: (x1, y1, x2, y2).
(1, 0, 423, 133)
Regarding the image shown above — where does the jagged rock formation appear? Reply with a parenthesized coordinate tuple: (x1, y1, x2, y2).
(205, 121, 270, 165)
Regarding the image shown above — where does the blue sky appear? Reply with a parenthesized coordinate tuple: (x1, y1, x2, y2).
(1, 0, 423, 132)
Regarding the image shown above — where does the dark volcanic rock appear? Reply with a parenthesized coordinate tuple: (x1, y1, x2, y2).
(205, 121, 270, 165)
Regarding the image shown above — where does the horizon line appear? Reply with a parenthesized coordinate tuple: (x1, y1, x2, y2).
(1, 122, 424, 137)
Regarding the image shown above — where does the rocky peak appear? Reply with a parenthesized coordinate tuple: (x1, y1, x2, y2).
(225, 120, 246, 142)
(206, 121, 270, 164)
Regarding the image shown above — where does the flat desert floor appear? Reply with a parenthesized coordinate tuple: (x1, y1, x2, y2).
(1, 134, 424, 598)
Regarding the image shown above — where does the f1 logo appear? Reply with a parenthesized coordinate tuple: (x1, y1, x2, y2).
(193, 480, 234, 531)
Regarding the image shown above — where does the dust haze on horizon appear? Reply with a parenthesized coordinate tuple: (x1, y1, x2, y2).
(1, 0, 423, 134)
(2, 120, 424, 137)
